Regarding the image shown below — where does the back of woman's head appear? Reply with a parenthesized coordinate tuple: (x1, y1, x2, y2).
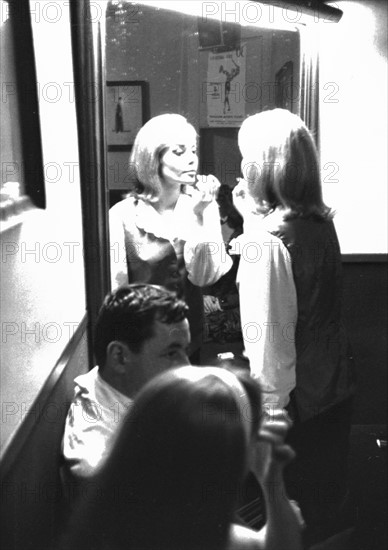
(129, 113, 197, 202)
(63, 366, 261, 550)
(238, 108, 332, 220)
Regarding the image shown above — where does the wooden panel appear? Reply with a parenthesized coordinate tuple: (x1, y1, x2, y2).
(342, 262, 387, 424)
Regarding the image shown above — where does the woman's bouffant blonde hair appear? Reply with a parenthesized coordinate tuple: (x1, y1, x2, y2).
(238, 108, 333, 220)
(128, 113, 197, 202)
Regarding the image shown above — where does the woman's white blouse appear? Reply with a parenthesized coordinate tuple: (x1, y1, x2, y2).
(109, 193, 232, 289)
(231, 228, 297, 412)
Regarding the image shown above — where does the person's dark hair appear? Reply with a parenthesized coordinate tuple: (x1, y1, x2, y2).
(238, 109, 333, 221)
(94, 284, 188, 368)
(217, 184, 244, 229)
(58, 366, 262, 550)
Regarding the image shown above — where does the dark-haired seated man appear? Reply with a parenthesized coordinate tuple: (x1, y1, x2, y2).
(61, 284, 190, 483)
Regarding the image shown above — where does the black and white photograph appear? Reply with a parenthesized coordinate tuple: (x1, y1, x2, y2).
(1, 2, 387, 550)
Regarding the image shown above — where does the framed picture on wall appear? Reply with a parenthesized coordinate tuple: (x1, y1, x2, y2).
(1, 0, 46, 232)
(106, 81, 147, 150)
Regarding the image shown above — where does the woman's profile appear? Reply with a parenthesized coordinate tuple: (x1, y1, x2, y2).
(109, 114, 232, 361)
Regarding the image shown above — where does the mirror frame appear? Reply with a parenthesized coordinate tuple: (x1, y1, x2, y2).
(71, 0, 340, 361)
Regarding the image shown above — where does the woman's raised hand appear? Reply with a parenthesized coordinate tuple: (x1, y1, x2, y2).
(195, 174, 220, 199)
(184, 174, 221, 220)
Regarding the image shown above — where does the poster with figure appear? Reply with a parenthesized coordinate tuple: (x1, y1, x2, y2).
(106, 81, 146, 149)
(205, 47, 246, 127)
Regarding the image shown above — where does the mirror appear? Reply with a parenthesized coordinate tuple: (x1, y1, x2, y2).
(104, 0, 301, 199)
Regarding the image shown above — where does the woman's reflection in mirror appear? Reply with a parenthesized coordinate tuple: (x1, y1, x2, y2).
(109, 114, 232, 363)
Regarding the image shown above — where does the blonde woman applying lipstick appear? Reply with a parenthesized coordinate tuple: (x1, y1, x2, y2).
(109, 114, 232, 362)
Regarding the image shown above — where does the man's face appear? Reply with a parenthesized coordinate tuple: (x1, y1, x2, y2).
(126, 318, 191, 390)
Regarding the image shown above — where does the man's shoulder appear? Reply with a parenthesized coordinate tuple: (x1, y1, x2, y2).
(73, 365, 99, 388)
(62, 373, 133, 480)
(70, 367, 132, 417)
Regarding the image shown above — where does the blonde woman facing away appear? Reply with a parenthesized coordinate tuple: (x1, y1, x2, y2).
(232, 109, 356, 545)
(109, 114, 232, 362)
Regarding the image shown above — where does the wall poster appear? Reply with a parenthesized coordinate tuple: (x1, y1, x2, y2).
(203, 46, 246, 127)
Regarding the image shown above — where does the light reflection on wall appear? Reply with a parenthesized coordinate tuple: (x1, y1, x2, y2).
(319, 1, 387, 254)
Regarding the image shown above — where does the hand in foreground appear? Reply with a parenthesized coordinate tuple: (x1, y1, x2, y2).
(249, 410, 295, 485)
